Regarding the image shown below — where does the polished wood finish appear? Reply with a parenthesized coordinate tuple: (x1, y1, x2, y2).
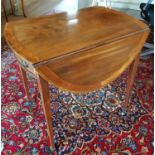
(125, 31, 149, 106)
(10, 0, 14, 14)
(37, 75, 55, 149)
(21, 0, 26, 17)
(2, 0, 8, 22)
(37, 32, 149, 93)
(125, 55, 140, 106)
(19, 65, 29, 98)
(4, 7, 150, 149)
(5, 7, 148, 64)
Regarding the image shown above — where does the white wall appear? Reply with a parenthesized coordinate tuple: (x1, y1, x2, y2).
(2, 0, 153, 16)
(2, 0, 78, 16)
(101, 0, 151, 10)
(78, 0, 93, 9)
(78, 0, 152, 10)
(25, 0, 78, 17)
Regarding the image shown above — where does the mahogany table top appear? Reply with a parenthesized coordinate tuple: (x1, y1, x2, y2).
(4, 6, 149, 92)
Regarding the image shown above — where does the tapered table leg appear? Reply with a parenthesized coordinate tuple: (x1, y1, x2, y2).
(9, 0, 14, 15)
(21, 0, 26, 17)
(37, 75, 55, 149)
(2, 0, 8, 22)
(125, 54, 140, 106)
(19, 66, 29, 98)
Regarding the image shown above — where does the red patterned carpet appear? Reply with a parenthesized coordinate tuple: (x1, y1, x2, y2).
(1, 38, 154, 155)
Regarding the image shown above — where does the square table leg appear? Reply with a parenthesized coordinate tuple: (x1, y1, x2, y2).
(19, 65, 29, 98)
(37, 75, 55, 149)
(125, 54, 140, 106)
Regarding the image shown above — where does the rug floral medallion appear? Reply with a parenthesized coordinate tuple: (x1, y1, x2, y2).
(1, 38, 154, 155)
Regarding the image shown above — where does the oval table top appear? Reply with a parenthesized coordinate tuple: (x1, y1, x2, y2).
(4, 6, 149, 92)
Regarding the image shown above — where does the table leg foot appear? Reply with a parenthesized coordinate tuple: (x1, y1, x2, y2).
(37, 75, 55, 149)
(125, 54, 140, 106)
(19, 66, 29, 99)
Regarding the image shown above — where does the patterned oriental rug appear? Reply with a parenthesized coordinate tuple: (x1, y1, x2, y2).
(1, 38, 154, 155)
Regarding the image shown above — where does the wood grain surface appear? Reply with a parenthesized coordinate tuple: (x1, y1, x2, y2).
(4, 6, 149, 64)
(4, 6, 150, 149)
(37, 31, 149, 92)
(4, 6, 149, 92)
(37, 75, 55, 148)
